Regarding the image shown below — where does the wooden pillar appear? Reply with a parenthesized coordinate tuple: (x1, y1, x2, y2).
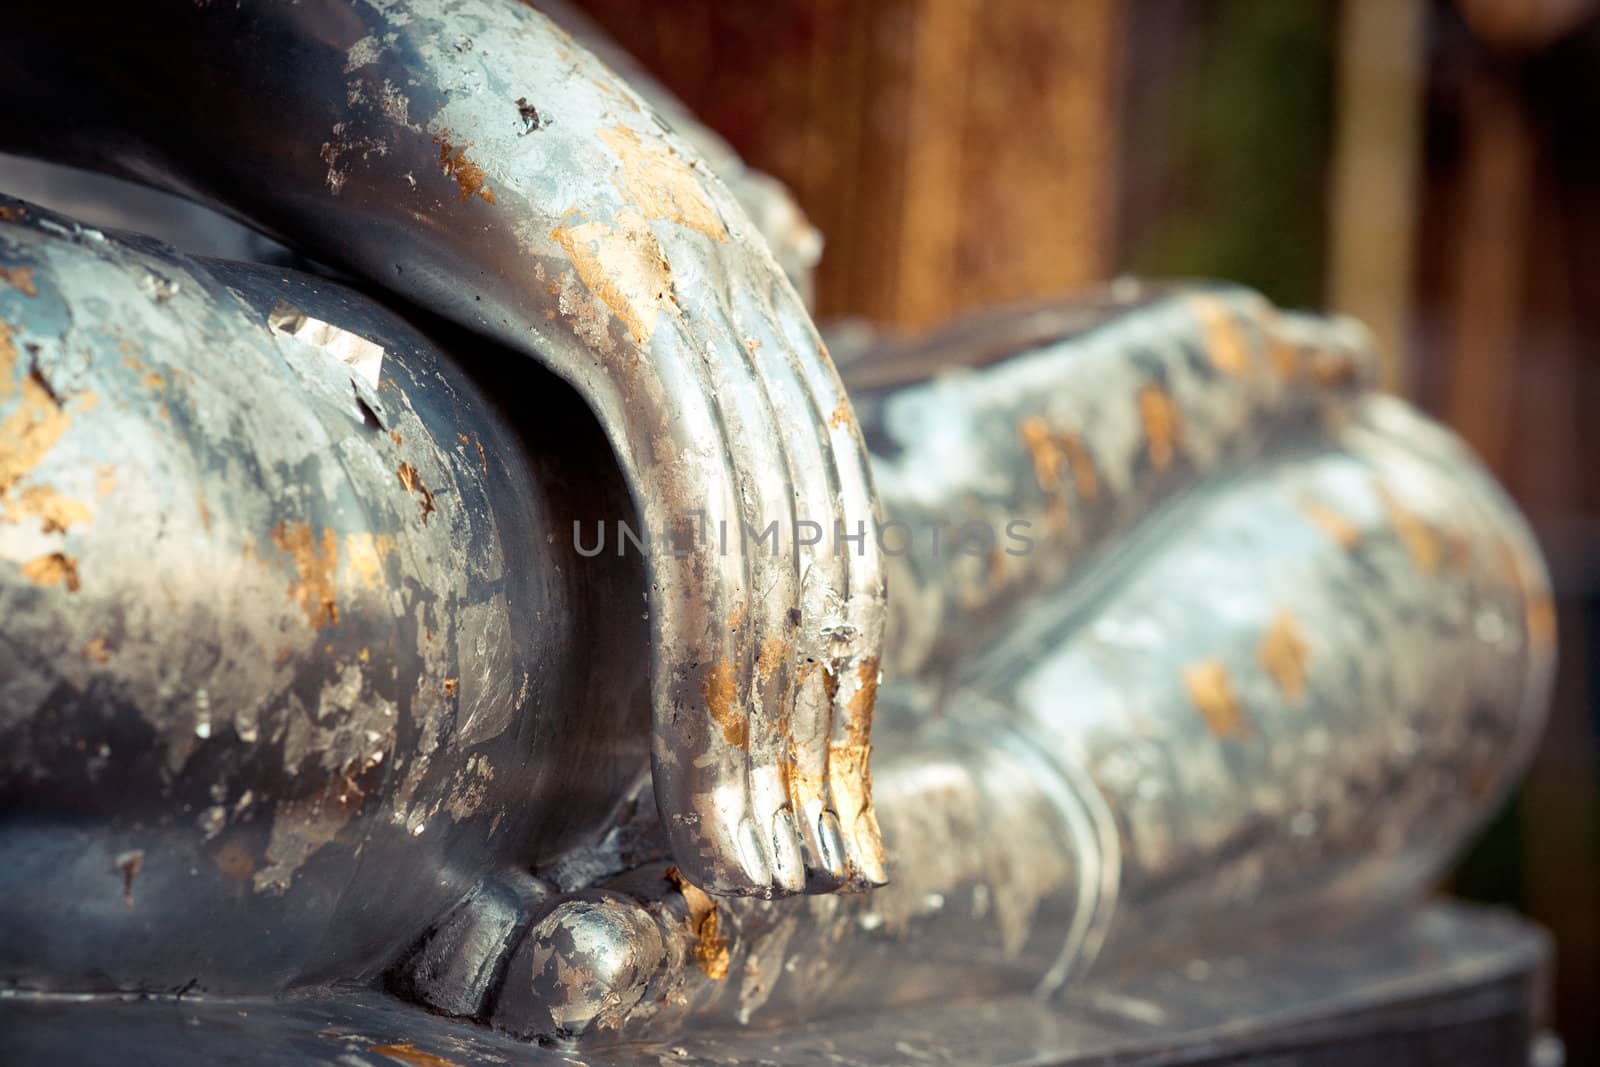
(1327, 0, 1426, 394)
(577, 0, 1125, 332)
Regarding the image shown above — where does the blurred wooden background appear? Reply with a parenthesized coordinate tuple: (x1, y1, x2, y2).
(578, 0, 1124, 328)
(580, 0, 1600, 1058)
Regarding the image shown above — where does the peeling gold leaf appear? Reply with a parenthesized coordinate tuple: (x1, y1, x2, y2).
(270, 521, 340, 629)
(1257, 611, 1310, 702)
(20, 551, 79, 592)
(1137, 384, 1181, 472)
(598, 125, 728, 242)
(1182, 659, 1249, 739)
(0, 266, 36, 298)
(701, 659, 746, 749)
(550, 213, 675, 346)
(665, 867, 730, 980)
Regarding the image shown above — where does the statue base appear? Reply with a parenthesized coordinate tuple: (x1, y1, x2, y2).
(0, 903, 1549, 1066)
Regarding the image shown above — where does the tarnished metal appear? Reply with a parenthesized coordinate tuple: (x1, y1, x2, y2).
(0, 194, 651, 992)
(0, 904, 1553, 1066)
(852, 283, 1381, 682)
(532, 0, 824, 306)
(0, 0, 887, 899)
(471, 293, 1555, 1042)
(0, 188, 1553, 1040)
(0, 2, 1559, 1063)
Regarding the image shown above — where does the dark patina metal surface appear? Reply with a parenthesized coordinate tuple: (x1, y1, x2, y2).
(0, 0, 890, 899)
(0, 196, 1554, 1048)
(0, 194, 651, 994)
(0, 2, 1560, 1062)
(0, 904, 1549, 1067)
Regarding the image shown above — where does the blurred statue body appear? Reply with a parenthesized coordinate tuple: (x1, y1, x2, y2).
(0, 2, 1554, 1063)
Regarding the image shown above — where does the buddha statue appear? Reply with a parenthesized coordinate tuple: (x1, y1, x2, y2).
(0, 1, 1553, 1060)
